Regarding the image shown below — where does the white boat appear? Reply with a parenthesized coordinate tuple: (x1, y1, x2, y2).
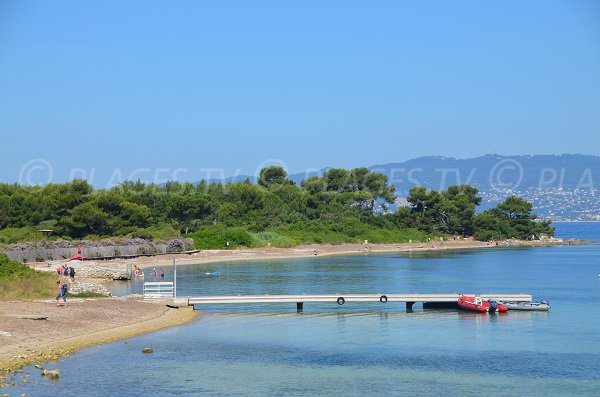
(500, 300, 550, 311)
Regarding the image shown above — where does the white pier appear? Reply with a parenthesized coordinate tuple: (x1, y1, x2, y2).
(172, 293, 532, 312)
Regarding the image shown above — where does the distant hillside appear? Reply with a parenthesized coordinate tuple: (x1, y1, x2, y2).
(364, 154, 600, 221)
(366, 154, 600, 194)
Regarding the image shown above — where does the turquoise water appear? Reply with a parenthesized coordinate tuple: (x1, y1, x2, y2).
(5, 223, 600, 396)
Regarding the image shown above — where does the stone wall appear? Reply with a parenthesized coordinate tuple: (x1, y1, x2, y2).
(66, 280, 112, 297)
(1, 238, 195, 263)
(52, 262, 132, 280)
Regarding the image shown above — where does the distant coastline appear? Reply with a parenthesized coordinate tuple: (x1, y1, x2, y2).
(29, 238, 592, 274)
(551, 220, 600, 223)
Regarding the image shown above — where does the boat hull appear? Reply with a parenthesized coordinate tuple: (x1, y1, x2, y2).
(500, 301, 550, 311)
(458, 295, 508, 312)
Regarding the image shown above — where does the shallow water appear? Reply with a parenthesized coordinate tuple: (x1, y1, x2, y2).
(5, 223, 600, 396)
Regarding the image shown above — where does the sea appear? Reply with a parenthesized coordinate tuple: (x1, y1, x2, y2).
(4, 222, 600, 396)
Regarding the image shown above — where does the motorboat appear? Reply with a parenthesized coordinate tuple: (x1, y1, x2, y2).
(499, 300, 550, 311)
(457, 295, 508, 313)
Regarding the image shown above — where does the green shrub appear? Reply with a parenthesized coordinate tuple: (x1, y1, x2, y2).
(189, 225, 255, 249)
(249, 231, 296, 248)
(67, 291, 107, 298)
(0, 227, 44, 245)
(473, 229, 505, 241)
(0, 253, 38, 279)
(0, 254, 57, 299)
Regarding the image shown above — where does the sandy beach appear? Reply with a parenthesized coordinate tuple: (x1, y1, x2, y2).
(0, 297, 197, 381)
(68, 238, 584, 271)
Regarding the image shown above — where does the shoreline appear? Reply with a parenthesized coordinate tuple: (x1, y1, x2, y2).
(4, 238, 590, 380)
(0, 297, 198, 380)
(68, 238, 592, 272)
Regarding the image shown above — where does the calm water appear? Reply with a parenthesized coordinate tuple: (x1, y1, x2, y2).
(5, 223, 600, 396)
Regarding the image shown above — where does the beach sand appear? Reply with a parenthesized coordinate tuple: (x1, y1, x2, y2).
(63, 238, 580, 271)
(0, 297, 197, 380)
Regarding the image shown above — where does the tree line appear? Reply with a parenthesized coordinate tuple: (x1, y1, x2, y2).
(0, 166, 554, 247)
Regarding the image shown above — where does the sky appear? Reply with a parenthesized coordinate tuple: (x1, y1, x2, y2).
(1, 0, 599, 187)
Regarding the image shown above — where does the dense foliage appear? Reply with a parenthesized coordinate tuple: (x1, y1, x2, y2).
(0, 166, 553, 248)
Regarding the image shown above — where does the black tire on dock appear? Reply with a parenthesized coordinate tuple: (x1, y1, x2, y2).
(380, 295, 388, 303)
(337, 297, 345, 305)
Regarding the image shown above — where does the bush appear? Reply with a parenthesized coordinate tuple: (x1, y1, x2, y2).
(67, 291, 107, 298)
(249, 231, 296, 248)
(145, 224, 181, 240)
(165, 239, 194, 253)
(189, 226, 255, 249)
(0, 254, 57, 299)
(0, 227, 44, 245)
(0, 253, 38, 279)
(473, 229, 505, 241)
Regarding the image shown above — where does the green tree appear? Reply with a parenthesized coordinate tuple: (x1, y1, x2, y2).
(61, 202, 110, 237)
(300, 176, 326, 195)
(324, 168, 349, 192)
(258, 166, 292, 188)
(472, 196, 554, 240)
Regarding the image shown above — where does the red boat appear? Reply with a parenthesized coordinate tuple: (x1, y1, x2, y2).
(457, 295, 508, 313)
(68, 254, 83, 261)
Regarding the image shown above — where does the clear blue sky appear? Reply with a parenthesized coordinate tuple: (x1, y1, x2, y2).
(1, 0, 599, 186)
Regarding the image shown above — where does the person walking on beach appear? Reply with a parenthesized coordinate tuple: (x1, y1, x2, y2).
(69, 266, 75, 281)
(160, 268, 164, 279)
(55, 280, 67, 306)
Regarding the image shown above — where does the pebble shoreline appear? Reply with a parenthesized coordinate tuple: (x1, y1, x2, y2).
(0, 298, 198, 382)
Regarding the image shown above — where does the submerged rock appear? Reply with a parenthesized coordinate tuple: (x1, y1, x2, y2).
(46, 370, 60, 380)
(142, 348, 153, 354)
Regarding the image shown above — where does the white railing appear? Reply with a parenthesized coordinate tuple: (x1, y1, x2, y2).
(143, 282, 174, 298)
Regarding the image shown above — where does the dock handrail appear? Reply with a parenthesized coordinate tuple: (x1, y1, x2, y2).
(143, 282, 174, 298)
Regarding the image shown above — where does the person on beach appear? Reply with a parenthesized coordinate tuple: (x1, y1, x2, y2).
(69, 266, 75, 281)
(55, 280, 67, 306)
(133, 265, 145, 278)
(160, 268, 164, 279)
(153, 268, 157, 278)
